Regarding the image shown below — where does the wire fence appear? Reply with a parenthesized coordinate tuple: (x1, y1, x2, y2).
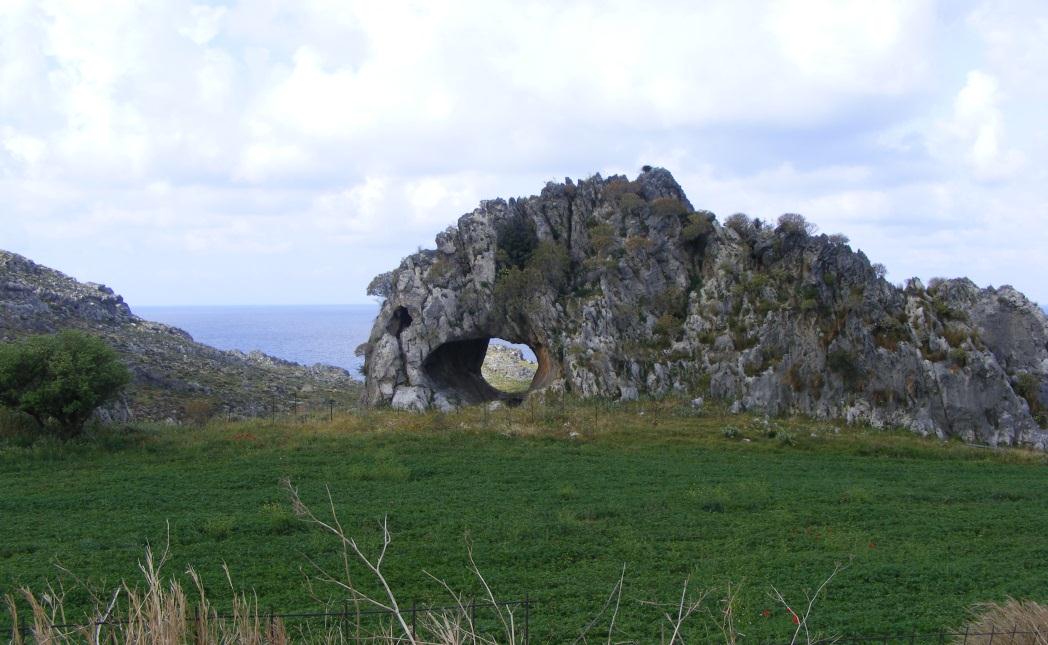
(6, 597, 531, 643)
(8, 591, 1047, 644)
(765, 628, 1045, 644)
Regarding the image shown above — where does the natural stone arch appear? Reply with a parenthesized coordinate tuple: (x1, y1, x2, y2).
(359, 167, 1048, 448)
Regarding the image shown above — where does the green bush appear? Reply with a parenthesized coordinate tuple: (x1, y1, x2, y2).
(827, 348, 863, 390)
(0, 331, 130, 438)
(776, 213, 817, 236)
(653, 313, 683, 345)
(495, 212, 538, 271)
(948, 347, 968, 368)
(681, 212, 714, 244)
(531, 241, 571, 289)
(588, 222, 617, 257)
(650, 197, 688, 219)
(724, 213, 753, 236)
(1015, 373, 1047, 428)
(618, 192, 646, 217)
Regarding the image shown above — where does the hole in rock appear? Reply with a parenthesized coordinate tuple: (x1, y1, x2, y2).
(422, 337, 552, 405)
(387, 306, 412, 336)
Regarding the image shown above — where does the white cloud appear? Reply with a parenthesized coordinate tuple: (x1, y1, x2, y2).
(933, 70, 1025, 181)
(0, 0, 1046, 306)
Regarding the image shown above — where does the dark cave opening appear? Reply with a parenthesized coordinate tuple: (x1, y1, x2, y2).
(387, 306, 413, 337)
(422, 337, 553, 405)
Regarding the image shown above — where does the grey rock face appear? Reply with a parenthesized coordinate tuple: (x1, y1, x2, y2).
(361, 168, 1048, 447)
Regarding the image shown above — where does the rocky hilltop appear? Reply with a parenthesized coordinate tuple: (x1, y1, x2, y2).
(0, 250, 360, 422)
(481, 344, 537, 393)
(360, 168, 1048, 448)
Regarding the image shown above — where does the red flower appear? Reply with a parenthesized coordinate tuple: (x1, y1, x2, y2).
(789, 610, 800, 625)
(760, 609, 771, 618)
(868, 541, 877, 549)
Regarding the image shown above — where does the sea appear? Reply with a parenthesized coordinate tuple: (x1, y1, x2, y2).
(135, 304, 535, 377)
(136, 305, 379, 376)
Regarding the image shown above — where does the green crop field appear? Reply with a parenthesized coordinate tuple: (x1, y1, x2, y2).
(2, 400, 1047, 642)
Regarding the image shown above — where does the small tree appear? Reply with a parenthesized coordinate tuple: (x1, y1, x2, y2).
(776, 213, 817, 237)
(724, 213, 754, 237)
(0, 331, 130, 438)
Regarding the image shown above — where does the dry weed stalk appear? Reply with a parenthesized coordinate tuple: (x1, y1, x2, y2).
(713, 582, 740, 645)
(573, 563, 626, 644)
(663, 577, 710, 645)
(285, 478, 523, 645)
(769, 561, 844, 645)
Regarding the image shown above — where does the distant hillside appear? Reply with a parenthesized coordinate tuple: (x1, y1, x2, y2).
(0, 250, 360, 422)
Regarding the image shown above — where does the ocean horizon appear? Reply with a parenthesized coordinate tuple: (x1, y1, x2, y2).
(136, 304, 379, 376)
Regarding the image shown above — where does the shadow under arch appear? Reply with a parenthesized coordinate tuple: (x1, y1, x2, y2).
(421, 337, 555, 406)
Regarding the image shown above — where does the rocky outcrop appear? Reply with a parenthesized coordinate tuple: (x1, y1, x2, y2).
(359, 168, 1048, 448)
(481, 344, 537, 392)
(0, 250, 360, 422)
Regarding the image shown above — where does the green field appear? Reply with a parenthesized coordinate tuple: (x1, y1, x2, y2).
(2, 400, 1047, 642)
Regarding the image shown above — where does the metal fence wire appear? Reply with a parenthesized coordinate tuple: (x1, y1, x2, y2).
(764, 627, 1046, 644)
(9, 607, 1047, 644)
(6, 597, 530, 643)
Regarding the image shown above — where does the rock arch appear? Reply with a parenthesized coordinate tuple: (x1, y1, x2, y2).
(359, 168, 1048, 448)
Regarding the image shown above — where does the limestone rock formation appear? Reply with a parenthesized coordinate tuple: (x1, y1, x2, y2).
(360, 168, 1048, 448)
(0, 250, 360, 421)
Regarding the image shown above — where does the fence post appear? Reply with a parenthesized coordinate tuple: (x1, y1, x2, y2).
(193, 605, 200, 645)
(988, 625, 995, 644)
(963, 625, 970, 643)
(524, 593, 530, 645)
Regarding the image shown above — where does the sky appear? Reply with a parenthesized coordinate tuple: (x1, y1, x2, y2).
(1, 0, 1046, 307)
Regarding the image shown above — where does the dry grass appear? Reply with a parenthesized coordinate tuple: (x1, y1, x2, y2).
(5, 537, 290, 645)
(954, 599, 1048, 644)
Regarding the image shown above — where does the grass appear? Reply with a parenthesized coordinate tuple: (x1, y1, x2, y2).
(2, 398, 1048, 642)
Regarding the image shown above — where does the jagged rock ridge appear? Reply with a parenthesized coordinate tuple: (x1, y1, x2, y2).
(360, 168, 1048, 448)
(0, 250, 360, 421)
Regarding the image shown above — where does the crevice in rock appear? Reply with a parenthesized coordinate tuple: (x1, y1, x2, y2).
(388, 306, 413, 337)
